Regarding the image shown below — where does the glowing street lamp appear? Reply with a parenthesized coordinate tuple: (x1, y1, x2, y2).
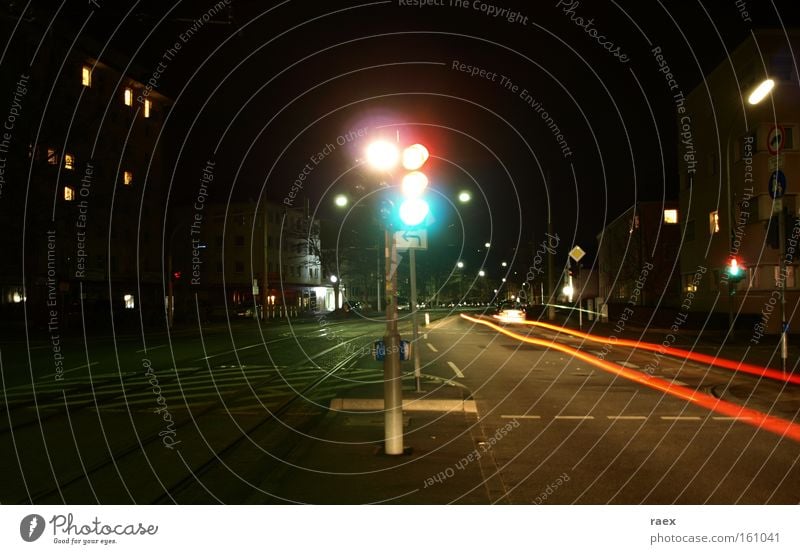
(334, 194, 348, 207)
(478, 269, 485, 277)
(747, 78, 775, 105)
(458, 191, 471, 203)
(456, 261, 464, 269)
(366, 140, 399, 171)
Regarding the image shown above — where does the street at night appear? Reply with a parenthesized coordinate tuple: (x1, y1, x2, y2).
(2, 0, 800, 551)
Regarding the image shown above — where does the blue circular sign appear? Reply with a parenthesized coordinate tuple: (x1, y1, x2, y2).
(768, 170, 787, 199)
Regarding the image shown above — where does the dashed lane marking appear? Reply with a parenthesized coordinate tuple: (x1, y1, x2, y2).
(427, 343, 438, 353)
(607, 415, 647, 420)
(447, 361, 464, 378)
(501, 414, 541, 419)
(554, 415, 594, 420)
(661, 416, 702, 421)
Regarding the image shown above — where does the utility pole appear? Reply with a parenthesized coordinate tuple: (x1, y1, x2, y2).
(383, 229, 403, 454)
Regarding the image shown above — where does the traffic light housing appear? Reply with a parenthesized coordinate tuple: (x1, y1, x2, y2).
(398, 144, 430, 229)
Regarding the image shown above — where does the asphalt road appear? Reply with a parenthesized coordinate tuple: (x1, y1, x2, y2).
(418, 315, 800, 504)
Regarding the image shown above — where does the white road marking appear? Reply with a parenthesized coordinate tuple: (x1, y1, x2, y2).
(196, 343, 261, 361)
(554, 415, 594, 420)
(426, 343, 438, 353)
(501, 414, 541, 419)
(661, 416, 702, 421)
(617, 361, 640, 369)
(447, 361, 464, 378)
(136, 344, 167, 353)
(712, 416, 753, 421)
(607, 415, 647, 420)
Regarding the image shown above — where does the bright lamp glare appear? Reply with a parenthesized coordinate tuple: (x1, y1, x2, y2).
(401, 171, 428, 197)
(366, 140, 399, 170)
(334, 194, 348, 207)
(402, 144, 429, 170)
(458, 191, 471, 203)
(478, 270, 485, 277)
(748, 78, 775, 105)
(399, 198, 429, 226)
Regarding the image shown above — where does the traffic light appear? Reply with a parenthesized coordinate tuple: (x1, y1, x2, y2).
(398, 144, 430, 228)
(172, 270, 182, 281)
(725, 256, 745, 283)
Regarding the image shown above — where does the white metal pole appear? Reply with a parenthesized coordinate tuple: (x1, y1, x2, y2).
(383, 229, 403, 454)
(410, 248, 422, 392)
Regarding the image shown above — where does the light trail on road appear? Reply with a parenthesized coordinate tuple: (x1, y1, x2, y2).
(461, 313, 800, 442)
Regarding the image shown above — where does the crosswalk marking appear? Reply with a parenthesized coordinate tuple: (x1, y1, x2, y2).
(12, 365, 381, 412)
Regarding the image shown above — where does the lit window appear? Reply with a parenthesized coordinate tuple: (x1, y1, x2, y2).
(709, 211, 720, 234)
(123, 294, 135, 309)
(144, 99, 152, 118)
(124, 88, 133, 106)
(81, 65, 92, 87)
(123, 171, 133, 186)
(64, 154, 75, 170)
(664, 209, 678, 224)
(64, 186, 76, 201)
(47, 148, 58, 165)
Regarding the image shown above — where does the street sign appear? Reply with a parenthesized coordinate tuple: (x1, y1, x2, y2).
(373, 340, 411, 361)
(768, 170, 787, 199)
(768, 153, 785, 171)
(569, 245, 586, 263)
(394, 230, 428, 250)
(767, 125, 785, 155)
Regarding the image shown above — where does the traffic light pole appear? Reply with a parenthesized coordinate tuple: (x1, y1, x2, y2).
(383, 229, 404, 454)
(409, 248, 422, 392)
(779, 204, 788, 372)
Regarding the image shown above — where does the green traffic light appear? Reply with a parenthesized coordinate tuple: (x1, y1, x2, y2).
(399, 198, 429, 226)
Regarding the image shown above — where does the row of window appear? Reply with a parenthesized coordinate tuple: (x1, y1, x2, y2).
(81, 64, 153, 118)
(216, 262, 319, 278)
(63, 171, 133, 201)
(684, 265, 797, 292)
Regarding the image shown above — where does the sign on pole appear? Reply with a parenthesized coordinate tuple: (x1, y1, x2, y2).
(569, 245, 586, 263)
(768, 170, 787, 199)
(394, 230, 428, 250)
(767, 125, 785, 155)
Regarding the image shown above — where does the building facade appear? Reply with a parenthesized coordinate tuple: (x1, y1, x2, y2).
(0, 18, 172, 330)
(679, 30, 800, 332)
(596, 201, 682, 324)
(170, 201, 329, 321)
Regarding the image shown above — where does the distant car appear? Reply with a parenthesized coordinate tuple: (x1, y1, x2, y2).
(493, 301, 527, 323)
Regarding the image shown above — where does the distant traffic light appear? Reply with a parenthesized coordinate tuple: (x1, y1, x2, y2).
(172, 270, 182, 280)
(725, 256, 744, 282)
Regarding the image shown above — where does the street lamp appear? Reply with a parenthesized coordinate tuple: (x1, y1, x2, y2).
(484, 242, 491, 248)
(478, 269, 485, 277)
(501, 261, 507, 267)
(456, 260, 464, 269)
(334, 194, 348, 207)
(458, 191, 471, 203)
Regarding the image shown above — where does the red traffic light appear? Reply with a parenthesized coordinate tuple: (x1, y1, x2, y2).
(173, 271, 182, 280)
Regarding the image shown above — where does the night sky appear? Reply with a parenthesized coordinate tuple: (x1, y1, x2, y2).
(11, 0, 798, 275)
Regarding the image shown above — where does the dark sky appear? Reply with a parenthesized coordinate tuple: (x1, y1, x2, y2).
(8, 0, 799, 274)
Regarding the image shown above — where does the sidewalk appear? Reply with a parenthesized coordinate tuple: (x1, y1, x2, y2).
(247, 375, 507, 504)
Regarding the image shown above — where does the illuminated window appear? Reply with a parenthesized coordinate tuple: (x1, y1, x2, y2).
(123, 170, 133, 186)
(709, 211, 720, 234)
(81, 65, 92, 87)
(64, 153, 75, 170)
(64, 186, 76, 201)
(124, 88, 133, 106)
(663, 209, 678, 224)
(46, 148, 58, 165)
(144, 99, 152, 118)
(123, 294, 135, 309)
